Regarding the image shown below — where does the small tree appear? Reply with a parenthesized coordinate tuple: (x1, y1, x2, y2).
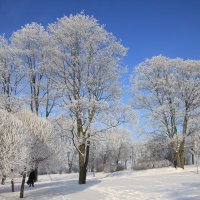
(0, 110, 29, 190)
(106, 128, 131, 170)
(16, 109, 61, 181)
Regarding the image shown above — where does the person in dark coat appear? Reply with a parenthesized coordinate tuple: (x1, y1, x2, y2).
(27, 170, 35, 187)
(174, 160, 177, 169)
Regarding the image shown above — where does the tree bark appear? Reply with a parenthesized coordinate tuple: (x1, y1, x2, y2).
(78, 141, 90, 184)
(34, 162, 38, 182)
(20, 172, 26, 198)
(103, 156, 106, 171)
(116, 159, 119, 171)
(11, 179, 15, 192)
(175, 144, 185, 169)
(192, 153, 194, 165)
(125, 160, 127, 170)
(68, 162, 72, 173)
(34, 168, 38, 182)
(171, 140, 185, 169)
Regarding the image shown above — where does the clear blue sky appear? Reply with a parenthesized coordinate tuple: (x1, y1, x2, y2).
(0, 0, 200, 66)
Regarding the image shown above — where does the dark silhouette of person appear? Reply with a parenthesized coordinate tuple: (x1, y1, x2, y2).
(27, 170, 36, 187)
(174, 160, 177, 169)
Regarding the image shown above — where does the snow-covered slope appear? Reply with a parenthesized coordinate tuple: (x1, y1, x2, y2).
(0, 165, 200, 200)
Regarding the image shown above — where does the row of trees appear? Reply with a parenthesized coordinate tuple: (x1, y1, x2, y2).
(57, 127, 132, 174)
(88, 128, 131, 172)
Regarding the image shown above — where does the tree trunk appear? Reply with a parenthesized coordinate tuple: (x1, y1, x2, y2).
(116, 159, 119, 171)
(125, 160, 127, 170)
(192, 153, 194, 165)
(1, 175, 6, 185)
(68, 162, 72, 173)
(79, 165, 87, 184)
(11, 179, 15, 192)
(171, 140, 185, 169)
(78, 141, 90, 184)
(175, 148, 185, 169)
(103, 156, 106, 171)
(195, 154, 199, 174)
(20, 172, 26, 198)
(34, 162, 38, 182)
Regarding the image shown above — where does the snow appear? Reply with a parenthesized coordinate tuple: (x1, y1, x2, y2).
(1, 165, 200, 200)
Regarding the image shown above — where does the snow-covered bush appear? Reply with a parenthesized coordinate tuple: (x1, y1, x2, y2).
(133, 160, 172, 170)
(15, 110, 63, 179)
(0, 110, 29, 178)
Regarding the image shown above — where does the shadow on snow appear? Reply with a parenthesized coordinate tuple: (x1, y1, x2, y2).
(0, 178, 101, 199)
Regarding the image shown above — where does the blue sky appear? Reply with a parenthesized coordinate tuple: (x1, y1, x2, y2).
(0, 0, 200, 137)
(0, 0, 200, 75)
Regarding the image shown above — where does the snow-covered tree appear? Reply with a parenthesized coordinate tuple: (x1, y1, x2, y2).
(189, 123, 200, 173)
(95, 138, 110, 171)
(88, 128, 131, 172)
(54, 117, 78, 173)
(48, 13, 130, 184)
(11, 23, 57, 117)
(145, 135, 172, 162)
(0, 110, 29, 182)
(0, 36, 23, 113)
(16, 109, 61, 181)
(106, 128, 131, 170)
(131, 55, 200, 168)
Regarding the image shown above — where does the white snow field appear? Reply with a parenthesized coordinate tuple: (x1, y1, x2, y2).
(0, 165, 200, 200)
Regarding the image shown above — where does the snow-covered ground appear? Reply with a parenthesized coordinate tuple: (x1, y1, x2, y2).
(1, 165, 200, 200)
